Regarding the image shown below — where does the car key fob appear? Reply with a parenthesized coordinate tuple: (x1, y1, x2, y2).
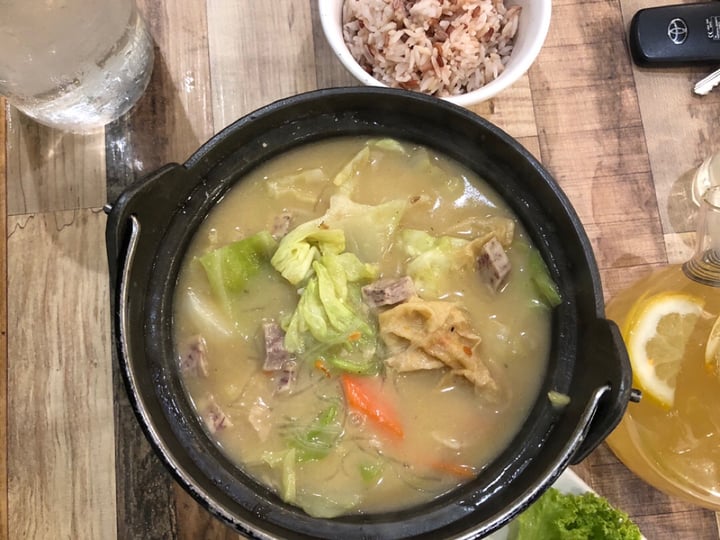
(629, 2, 720, 66)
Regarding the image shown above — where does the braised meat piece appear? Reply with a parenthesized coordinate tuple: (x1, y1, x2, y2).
(276, 360, 297, 394)
(477, 236, 511, 290)
(263, 321, 291, 371)
(272, 211, 293, 239)
(361, 276, 415, 308)
(202, 395, 233, 434)
(262, 321, 297, 393)
(178, 335, 209, 377)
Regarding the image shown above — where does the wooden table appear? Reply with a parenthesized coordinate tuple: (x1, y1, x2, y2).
(3, 0, 720, 538)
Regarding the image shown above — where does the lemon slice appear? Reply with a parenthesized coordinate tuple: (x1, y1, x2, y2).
(624, 292, 705, 408)
(705, 315, 720, 373)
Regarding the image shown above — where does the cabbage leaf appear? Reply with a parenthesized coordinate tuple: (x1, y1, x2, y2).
(271, 194, 406, 285)
(333, 146, 370, 188)
(512, 239, 562, 308)
(528, 247, 562, 308)
(266, 168, 328, 203)
(323, 195, 407, 263)
(197, 230, 277, 313)
(372, 138, 405, 153)
(270, 218, 345, 285)
(289, 405, 343, 462)
(283, 252, 378, 354)
(273, 195, 403, 363)
(400, 229, 469, 298)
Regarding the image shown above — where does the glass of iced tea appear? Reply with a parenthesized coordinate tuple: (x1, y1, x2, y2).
(0, 0, 154, 132)
(606, 186, 720, 508)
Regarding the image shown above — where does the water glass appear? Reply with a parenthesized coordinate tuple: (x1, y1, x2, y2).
(0, 0, 154, 132)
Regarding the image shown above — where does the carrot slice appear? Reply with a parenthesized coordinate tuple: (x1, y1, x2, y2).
(429, 461, 477, 479)
(314, 359, 331, 378)
(340, 374, 404, 439)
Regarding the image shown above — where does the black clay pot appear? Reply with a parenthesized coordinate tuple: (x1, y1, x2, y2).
(105, 87, 633, 540)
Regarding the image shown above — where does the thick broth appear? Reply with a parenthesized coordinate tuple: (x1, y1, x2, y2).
(173, 137, 553, 517)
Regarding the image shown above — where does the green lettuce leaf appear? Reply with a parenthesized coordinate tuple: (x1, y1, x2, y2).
(272, 195, 400, 366)
(289, 405, 343, 462)
(293, 491, 362, 519)
(371, 138, 405, 153)
(315, 260, 364, 334)
(270, 218, 345, 285)
(528, 247, 562, 308)
(197, 230, 277, 313)
(283, 252, 378, 355)
(400, 229, 469, 298)
(316, 253, 377, 312)
(266, 168, 328, 204)
(262, 406, 345, 511)
(333, 145, 370, 189)
(512, 239, 562, 308)
(510, 488, 642, 540)
(261, 448, 297, 503)
(323, 195, 408, 264)
(271, 195, 406, 287)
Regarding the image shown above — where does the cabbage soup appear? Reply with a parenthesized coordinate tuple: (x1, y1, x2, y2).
(172, 137, 560, 518)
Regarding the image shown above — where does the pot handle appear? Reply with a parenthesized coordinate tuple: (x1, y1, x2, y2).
(105, 163, 197, 285)
(569, 318, 637, 464)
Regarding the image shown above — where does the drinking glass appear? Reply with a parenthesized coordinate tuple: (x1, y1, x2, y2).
(693, 152, 720, 206)
(605, 186, 720, 509)
(0, 0, 154, 132)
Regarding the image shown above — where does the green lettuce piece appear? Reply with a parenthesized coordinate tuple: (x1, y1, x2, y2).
(325, 351, 380, 375)
(323, 195, 407, 264)
(262, 447, 361, 518)
(401, 228, 439, 257)
(271, 195, 406, 288)
(289, 405, 343, 462)
(333, 145, 370, 188)
(371, 138, 405, 154)
(332, 139, 406, 197)
(273, 195, 399, 361)
(322, 251, 379, 291)
(282, 448, 297, 502)
(283, 252, 377, 354)
(322, 300, 381, 375)
(262, 406, 344, 509)
(315, 261, 364, 334)
(528, 247, 562, 308)
(266, 168, 328, 203)
(197, 230, 277, 312)
(510, 488, 642, 540)
(294, 491, 362, 519)
(512, 239, 562, 308)
(400, 229, 469, 298)
(359, 462, 384, 483)
(284, 277, 327, 349)
(270, 218, 345, 285)
(261, 448, 297, 503)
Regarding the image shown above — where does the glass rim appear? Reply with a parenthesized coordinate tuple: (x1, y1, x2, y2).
(703, 185, 720, 211)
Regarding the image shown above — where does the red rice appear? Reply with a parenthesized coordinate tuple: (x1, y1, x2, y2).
(342, 0, 521, 97)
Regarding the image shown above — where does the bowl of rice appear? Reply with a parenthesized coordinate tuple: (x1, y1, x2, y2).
(319, 0, 551, 107)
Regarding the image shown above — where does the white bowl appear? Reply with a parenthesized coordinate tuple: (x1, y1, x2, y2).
(318, 0, 552, 107)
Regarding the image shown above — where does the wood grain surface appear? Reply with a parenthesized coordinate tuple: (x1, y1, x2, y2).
(3, 0, 720, 539)
(0, 97, 8, 540)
